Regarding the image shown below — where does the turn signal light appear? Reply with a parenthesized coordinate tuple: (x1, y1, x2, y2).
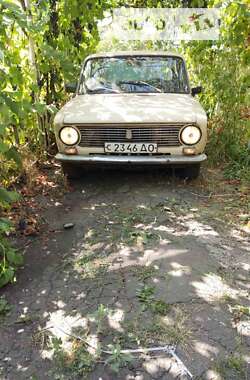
(65, 147, 77, 155)
(183, 147, 196, 155)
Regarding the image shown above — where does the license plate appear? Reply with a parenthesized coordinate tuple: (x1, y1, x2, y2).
(104, 142, 158, 154)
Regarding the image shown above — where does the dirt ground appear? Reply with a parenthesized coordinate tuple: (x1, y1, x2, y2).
(0, 166, 249, 380)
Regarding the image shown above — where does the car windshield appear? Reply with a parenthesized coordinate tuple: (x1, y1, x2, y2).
(79, 56, 189, 94)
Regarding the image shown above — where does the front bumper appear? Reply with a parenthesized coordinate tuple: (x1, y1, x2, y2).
(55, 153, 207, 165)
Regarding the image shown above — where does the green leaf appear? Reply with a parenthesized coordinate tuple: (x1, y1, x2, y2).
(0, 125, 6, 135)
(0, 141, 9, 154)
(0, 188, 20, 206)
(0, 266, 15, 288)
(1, 94, 19, 115)
(4, 147, 22, 167)
(6, 248, 23, 266)
(0, 218, 13, 233)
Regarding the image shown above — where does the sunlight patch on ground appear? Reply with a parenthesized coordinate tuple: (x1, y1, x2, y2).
(192, 273, 238, 303)
(107, 308, 124, 332)
(143, 357, 179, 377)
(236, 321, 250, 337)
(193, 340, 219, 358)
(205, 369, 223, 380)
(141, 248, 188, 265)
(42, 309, 88, 357)
(168, 262, 191, 277)
(153, 225, 175, 234)
(183, 219, 219, 237)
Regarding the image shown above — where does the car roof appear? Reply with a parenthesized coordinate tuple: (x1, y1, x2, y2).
(86, 51, 184, 60)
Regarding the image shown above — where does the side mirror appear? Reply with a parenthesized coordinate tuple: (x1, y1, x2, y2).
(191, 86, 202, 96)
(65, 82, 77, 93)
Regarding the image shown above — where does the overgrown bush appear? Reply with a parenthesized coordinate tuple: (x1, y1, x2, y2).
(0, 191, 23, 287)
(182, 0, 249, 181)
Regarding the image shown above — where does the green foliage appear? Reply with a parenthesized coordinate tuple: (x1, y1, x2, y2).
(181, 0, 249, 180)
(216, 353, 246, 378)
(136, 284, 170, 315)
(98, 0, 249, 182)
(88, 304, 110, 333)
(50, 337, 95, 377)
(0, 189, 20, 208)
(151, 299, 170, 315)
(0, 0, 116, 287)
(0, 0, 116, 162)
(105, 343, 133, 373)
(0, 296, 11, 316)
(0, 193, 22, 288)
(0, 235, 23, 288)
(136, 284, 155, 309)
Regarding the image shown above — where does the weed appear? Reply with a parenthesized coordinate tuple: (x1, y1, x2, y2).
(50, 337, 67, 369)
(136, 284, 170, 315)
(0, 296, 11, 316)
(124, 313, 189, 347)
(136, 284, 155, 310)
(66, 341, 96, 377)
(216, 353, 246, 378)
(160, 307, 192, 347)
(224, 151, 250, 183)
(76, 257, 108, 280)
(105, 343, 133, 373)
(151, 300, 171, 315)
(33, 329, 51, 350)
(134, 265, 157, 281)
(0, 234, 23, 287)
(50, 337, 96, 378)
(232, 305, 250, 316)
(77, 252, 94, 266)
(88, 304, 111, 334)
(131, 230, 159, 245)
(227, 354, 245, 373)
(221, 293, 235, 304)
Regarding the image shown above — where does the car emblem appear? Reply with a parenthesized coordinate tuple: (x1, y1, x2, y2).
(126, 129, 133, 140)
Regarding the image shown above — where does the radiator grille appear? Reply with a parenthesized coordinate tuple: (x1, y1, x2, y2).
(72, 124, 183, 148)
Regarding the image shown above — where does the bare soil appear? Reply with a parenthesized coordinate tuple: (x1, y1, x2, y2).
(0, 166, 249, 380)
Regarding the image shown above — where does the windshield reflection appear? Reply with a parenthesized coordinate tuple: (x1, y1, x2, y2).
(79, 56, 189, 95)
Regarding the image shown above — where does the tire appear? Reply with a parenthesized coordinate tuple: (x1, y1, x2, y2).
(176, 164, 201, 180)
(61, 162, 81, 179)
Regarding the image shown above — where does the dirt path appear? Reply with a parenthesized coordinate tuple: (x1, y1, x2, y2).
(0, 168, 249, 380)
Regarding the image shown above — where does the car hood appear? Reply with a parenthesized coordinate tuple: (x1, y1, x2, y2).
(58, 93, 206, 125)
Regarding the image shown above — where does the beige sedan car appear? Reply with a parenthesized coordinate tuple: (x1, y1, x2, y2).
(54, 51, 207, 179)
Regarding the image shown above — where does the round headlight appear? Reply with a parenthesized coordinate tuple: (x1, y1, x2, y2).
(59, 126, 79, 146)
(181, 125, 201, 145)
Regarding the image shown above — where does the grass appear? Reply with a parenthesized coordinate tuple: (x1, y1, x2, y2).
(160, 307, 192, 347)
(215, 353, 246, 378)
(75, 250, 109, 280)
(232, 305, 250, 316)
(122, 306, 191, 349)
(150, 300, 171, 315)
(133, 265, 158, 281)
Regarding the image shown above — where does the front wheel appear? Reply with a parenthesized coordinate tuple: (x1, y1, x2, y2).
(176, 164, 201, 180)
(61, 162, 81, 179)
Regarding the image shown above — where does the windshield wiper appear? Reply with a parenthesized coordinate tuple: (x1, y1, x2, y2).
(85, 81, 120, 94)
(117, 80, 162, 93)
(87, 87, 120, 94)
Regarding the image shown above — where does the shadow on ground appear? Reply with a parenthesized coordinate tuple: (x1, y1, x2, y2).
(0, 168, 249, 379)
